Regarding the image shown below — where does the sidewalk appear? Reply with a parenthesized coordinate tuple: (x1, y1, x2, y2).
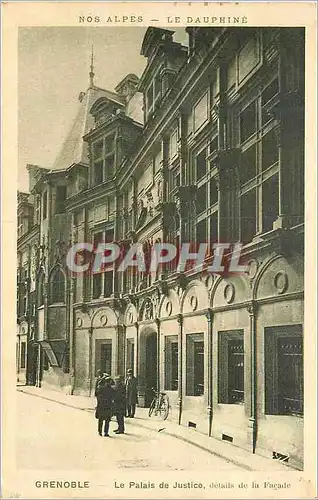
(17, 384, 295, 472)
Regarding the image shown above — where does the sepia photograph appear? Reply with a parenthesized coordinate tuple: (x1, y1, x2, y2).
(1, 2, 317, 499)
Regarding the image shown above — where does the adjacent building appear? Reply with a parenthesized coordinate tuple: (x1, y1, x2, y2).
(17, 27, 305, 468)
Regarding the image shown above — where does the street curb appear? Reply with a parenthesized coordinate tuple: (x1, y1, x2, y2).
(124, 418, 253, 471)
(17, 387, 95, 413)
(17, 388, 291, 472)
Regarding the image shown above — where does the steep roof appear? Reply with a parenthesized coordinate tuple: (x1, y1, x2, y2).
(52, 86, 124, 171)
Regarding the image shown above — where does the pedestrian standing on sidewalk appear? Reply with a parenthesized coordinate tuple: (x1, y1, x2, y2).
(95, 377, 115, 437)
(94, 369, 105, 397)
(113, 375, 126, 434)
(125, 369, 138, 418)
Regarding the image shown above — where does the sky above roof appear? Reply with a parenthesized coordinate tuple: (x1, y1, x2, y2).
(18, 26, 188, 191)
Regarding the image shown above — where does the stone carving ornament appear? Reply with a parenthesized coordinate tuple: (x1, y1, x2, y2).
(274, 271, 289, 294)
(224, 282, 235, 304)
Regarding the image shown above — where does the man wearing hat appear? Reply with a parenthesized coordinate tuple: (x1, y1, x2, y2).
(95, 377, 115, 437)
(94, 369, 105, 397)
(113, 375, 126, 434)
(125, 369, 138, 418)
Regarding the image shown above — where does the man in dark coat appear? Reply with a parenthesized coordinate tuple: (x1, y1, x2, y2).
(113, 376, 126, 434)
(95, 377, 115, 437)
(125, 369, 138, 418)
(94, 369, 105, 397)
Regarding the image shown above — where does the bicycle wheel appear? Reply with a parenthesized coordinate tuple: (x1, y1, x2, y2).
(148, 398, 156, 417)
(159, 396, 169, 420)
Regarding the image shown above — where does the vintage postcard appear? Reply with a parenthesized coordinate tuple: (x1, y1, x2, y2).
(1, 1, 317, 499)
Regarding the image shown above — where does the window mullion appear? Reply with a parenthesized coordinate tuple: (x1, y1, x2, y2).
(102, 137, 106, 182)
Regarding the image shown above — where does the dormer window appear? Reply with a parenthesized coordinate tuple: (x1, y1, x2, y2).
(193, 91, 209, 132)
(92, 135, 115, 186)
(56, 185, 67, 214)
(146, 71, 162, 118)
(93, 140, 104, 185)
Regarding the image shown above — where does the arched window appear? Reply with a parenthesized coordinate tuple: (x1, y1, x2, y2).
(38, 272, 45, 307)
(50, 268, 65, 304)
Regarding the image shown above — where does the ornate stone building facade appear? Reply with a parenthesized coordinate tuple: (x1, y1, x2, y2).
(17, 27, 304, 468)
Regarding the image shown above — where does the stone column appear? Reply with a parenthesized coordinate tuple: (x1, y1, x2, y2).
(43, 281, 48, 340)
(247, 301, 257, 453)
(116, 324, 126, 376)
(213, 149, 240, 242)
(206, 308, 213, 436)
(179, 112, 188, 186)
(177, 313, 183, 425)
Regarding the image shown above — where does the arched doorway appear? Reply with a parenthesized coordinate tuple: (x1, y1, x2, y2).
(138, 328, 158, 407)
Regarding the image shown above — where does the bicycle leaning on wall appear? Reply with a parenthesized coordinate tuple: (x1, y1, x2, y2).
(148, 388, 170, 420)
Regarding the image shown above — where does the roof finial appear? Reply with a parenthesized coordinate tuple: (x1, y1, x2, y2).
(89, 45, 95, 87)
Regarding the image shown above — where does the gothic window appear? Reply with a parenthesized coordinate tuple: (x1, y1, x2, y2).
(50, 268, 66, 304)
(218, 330, 245, 404)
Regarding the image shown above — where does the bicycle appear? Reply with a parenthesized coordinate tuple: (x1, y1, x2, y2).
(148, 388, 170, 420)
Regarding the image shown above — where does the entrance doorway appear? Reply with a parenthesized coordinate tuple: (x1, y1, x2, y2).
(145, 332, 157, 406)
(27, 343, 38, 386)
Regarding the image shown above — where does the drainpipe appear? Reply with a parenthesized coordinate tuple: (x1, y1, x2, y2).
(88, 326, 93, 396)
(37, 343, 42, 388)
(206, 308, 213, 437)
(122, 324, 127, 377)
(69, 277, 76, 394)
(134, 321, 141, 405)
(247, 301, 257, 453)
(155, 318, 160, 392)
(177, 313, 183, 425)
(135, 321, 139, 379)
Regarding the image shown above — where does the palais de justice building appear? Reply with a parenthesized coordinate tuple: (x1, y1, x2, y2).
(17, 27, 304, 468)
